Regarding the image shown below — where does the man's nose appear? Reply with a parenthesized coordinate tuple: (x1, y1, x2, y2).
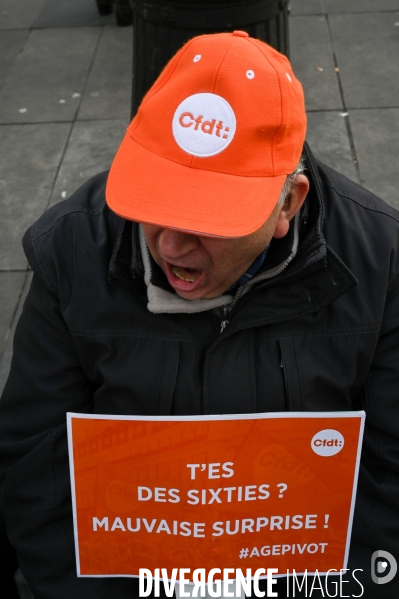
(158, 228, 200, 260)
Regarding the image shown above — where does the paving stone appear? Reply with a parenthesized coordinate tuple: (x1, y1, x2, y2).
(289, 0, 325, 16)
(290, 16, 342, 111)
(49, 119, 127, 207)
(78, 26, 132, 121)
(349, 108, 399, 209)
(323, 0, 399, 13)
(0, 123, 71, 270)
(0, 28, 100, 124)
(0, 0, 44, 30)
(0, 29, 29, 96)
(34, 0, 115, 28)
(0, 272, 26, 360)
(306, 111, 357, 182)
(0, 272, 32, 396)
(329, 12, 399, 108)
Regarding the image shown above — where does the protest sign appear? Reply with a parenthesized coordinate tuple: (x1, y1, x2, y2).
(67, 411, 364, 578)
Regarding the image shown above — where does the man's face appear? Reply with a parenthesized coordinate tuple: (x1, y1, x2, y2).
(142, 200, 283, 301)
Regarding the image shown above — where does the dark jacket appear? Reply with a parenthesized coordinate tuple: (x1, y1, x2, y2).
(1, 144, 398, 598)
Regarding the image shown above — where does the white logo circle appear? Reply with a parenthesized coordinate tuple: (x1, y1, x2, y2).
(311, 429, 345, 457)
(172, 93, 236, 158)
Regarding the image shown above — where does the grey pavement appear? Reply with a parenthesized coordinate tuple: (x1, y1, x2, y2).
(0, 0, 399, 596)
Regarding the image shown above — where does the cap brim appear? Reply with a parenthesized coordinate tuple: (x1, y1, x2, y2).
(106, 134, 287, 238)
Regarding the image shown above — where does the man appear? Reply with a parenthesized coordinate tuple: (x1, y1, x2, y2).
(0, 31, 398, 598)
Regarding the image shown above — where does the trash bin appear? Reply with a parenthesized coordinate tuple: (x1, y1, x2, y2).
(130, 0, 289, 116)
(95, 0, 133, 26)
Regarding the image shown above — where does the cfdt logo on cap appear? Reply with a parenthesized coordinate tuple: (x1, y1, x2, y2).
(311, 429, 344, 457)
(172, 93, 236, 158)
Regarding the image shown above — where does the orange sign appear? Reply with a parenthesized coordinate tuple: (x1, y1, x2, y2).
(67, 412, 364, 578)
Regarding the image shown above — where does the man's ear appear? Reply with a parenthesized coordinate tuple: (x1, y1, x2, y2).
(273, 174, 310, 239)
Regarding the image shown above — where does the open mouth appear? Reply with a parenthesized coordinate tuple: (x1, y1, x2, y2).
(172, 265, 202, 282)
(164, 262, 205, 294)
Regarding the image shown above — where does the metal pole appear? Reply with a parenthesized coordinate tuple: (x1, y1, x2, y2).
(130, 0, 289, 118)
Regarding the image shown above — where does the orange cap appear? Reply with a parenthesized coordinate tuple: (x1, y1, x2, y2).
(106, 32, 307, 237)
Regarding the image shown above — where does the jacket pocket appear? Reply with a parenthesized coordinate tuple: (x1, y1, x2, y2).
(157, 339, 181, 415)
(278, 338, 302, 411)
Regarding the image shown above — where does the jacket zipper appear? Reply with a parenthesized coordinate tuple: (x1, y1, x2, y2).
(219, 213, 300, 334)
(220, 305, 229, 333)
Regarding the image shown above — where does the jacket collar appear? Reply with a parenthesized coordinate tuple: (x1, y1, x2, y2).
(221, 143, 358, 332)
(108, 219, 142, 285)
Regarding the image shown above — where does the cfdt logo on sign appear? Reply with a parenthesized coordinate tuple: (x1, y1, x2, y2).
(311, 429, 344, 457)
(172, 93, 236, 157)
